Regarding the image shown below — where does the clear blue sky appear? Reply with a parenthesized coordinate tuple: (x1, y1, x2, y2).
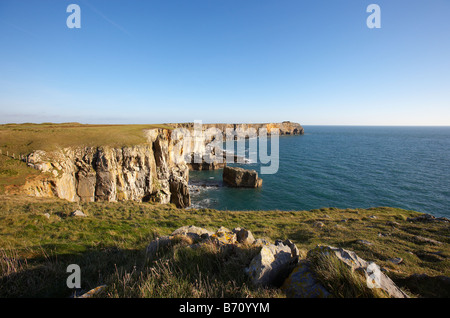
(0, 0, 449, 125)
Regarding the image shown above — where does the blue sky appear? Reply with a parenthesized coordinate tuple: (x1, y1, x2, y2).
(0, 0, 449, 125)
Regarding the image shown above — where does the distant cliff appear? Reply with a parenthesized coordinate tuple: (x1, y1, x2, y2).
(168, 121, 304, 136)
(22, 122, 303, 208)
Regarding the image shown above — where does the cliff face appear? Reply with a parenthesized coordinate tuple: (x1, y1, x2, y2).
(22, 122, 303, 208)
(168, 121, 304, 136)
(24, 129, 190, 208)
(171, 121, 304, 171)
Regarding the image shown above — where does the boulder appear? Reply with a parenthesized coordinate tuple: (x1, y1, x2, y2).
(388, 257, 403, 265)
(245, 240, 299, 287)
(211, 226, 237, 245)
(307, 246, 409, 298)
(233, 227, 255, 245)
(71, 210, 86, 217)
(222, 166, 262, 188)
(171, 225, 214, 241)
(282, 260, 331, 298)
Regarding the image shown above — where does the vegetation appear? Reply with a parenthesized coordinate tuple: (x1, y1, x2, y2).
(0, 195, 448, 298)
(0, 122, 173, 155)
(0, 123, 448, 298)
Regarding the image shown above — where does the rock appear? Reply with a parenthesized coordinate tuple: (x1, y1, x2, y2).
(281, 260, 331, 298)
(71, 210, 86, 217)
(233, 227, 255, 245)
(357, 240, 373, 246)
(413, 235, 443, 245)
(407, 214, 449, 223)
(388, 257, 403, 265)
(307, 246, 409, 298)
(43, 213, 50, 219)
(222, 166, 262, 188)
(245, 240, 298, 287)
(171, 225, 213, 241)
(24, 130, 191, 208)
(77, 285, 107, 298)
(313, 221, 325, 228)
(169, 178, 191, 208)
(386, 221, 400, 226)
(253, 238, 271, 247)
(280, 239, 300, 260)
(211, 226, 237, 245)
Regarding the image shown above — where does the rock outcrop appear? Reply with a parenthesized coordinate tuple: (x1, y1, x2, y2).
(146, 225, 409, 298)
(168, 121, 304, 138)
(171, 121, 304, 171)
(21, 122, 303, 207)
(24, 129, 190, 208)
(283, 245, 410, 298)
(245, 239, 299, 287)
(222, 166, 263, 188)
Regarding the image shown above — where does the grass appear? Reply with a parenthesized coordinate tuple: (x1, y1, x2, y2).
(0, 195, 448, 298)
(308, 251, 388, 298)
(0, 155, 42, 194)
(0, 122, 173, 155)
(0, 122, 173, 195)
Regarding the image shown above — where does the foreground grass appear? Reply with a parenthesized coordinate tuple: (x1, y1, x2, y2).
(0, 195, 448, 298)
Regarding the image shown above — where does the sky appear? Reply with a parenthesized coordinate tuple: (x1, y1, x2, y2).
(0, 0, 449, 125)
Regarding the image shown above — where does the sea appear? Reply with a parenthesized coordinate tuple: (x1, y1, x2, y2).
(188, 126, 450, 218)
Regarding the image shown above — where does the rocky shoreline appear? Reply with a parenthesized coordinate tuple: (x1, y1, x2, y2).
(20, 122, 303, 208)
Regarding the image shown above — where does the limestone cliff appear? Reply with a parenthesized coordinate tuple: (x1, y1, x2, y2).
(170, 121, 304, 171)
(22, 122, 303, 208)
(24, 129, 190, 208)
(168, 121, 304, 137)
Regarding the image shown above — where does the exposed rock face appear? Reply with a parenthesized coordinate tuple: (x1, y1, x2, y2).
(24, 129, 190, 208)
(168, 121, 304, 137)
(305, 246, 409, 298)
(282, 260, 331, 298)
(22, 122, 304, 207)
(246, 240, 299, 287)
(170, 122, 304, 171)
(146, 225, 409, 298)
(222, 166, 263, 188)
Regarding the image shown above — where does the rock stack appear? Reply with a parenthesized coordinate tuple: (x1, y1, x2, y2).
(222, 166, 263, 188)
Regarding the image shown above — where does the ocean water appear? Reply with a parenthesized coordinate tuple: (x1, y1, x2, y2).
(188, 126, 450, 218)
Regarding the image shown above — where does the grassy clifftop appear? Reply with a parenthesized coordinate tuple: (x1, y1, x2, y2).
(0, 123, 173, 155)
(0, 195, 448, 298)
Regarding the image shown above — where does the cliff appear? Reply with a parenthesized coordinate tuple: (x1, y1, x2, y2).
(168, 121, 304, 136)
(20, 122, 303, 208)
(24, 129, 190, 208)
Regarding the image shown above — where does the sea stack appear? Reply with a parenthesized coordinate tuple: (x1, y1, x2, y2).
(222, 166, 263, 188)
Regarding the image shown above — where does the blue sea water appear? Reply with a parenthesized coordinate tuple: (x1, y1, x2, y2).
(189, 126, 450, 218)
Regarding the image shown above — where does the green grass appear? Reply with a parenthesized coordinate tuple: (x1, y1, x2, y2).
(0, 122, 173, 155)
(0, 195, 448, 297)
(0, 122, 174, 195)
(0, 155, 42, 194)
